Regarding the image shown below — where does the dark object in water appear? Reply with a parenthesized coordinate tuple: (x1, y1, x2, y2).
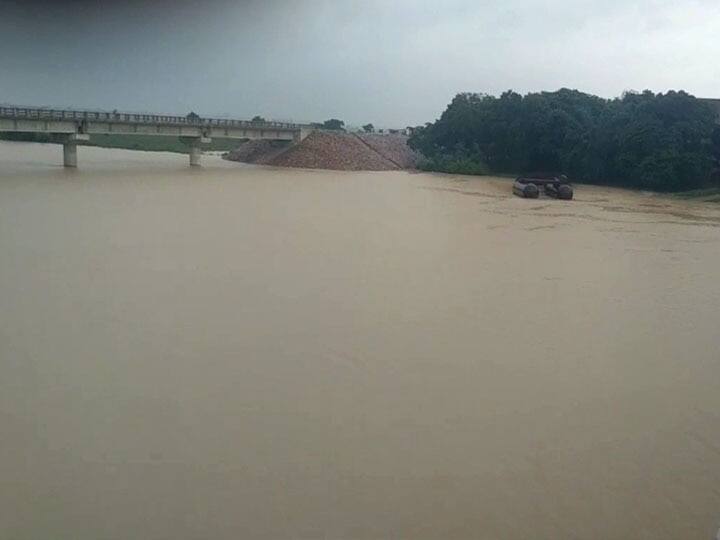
(545, 182, 574, 200)
(514, 174, 573, 200)
(513, 179, 540, 198)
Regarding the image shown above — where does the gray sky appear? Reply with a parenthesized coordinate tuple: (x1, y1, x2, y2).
(1, 0, 718, 127)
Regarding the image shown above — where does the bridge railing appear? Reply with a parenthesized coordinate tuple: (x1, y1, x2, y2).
(0, 106, 305, 130)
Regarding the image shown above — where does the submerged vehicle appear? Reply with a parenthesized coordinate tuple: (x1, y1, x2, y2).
(513, 174, 573, 200)
(544, 182, 574, 200)
(512, 178, 540, 198)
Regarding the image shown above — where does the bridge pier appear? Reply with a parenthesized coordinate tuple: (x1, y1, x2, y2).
(60, 134, 90, 168)
(189, 144, 202, 167)
(63, 142, 77, 168)
(182, 136, 211, 167)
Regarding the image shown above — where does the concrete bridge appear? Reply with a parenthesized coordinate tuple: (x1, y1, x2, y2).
(0, 106, 312, 167)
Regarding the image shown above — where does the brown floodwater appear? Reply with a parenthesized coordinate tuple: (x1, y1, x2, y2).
(1, 141, 719, 539)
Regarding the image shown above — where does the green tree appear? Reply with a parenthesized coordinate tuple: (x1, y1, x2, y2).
(362, 123, 374, 133)
(322, 119, 345, 131)
(409, 88, 717, 191)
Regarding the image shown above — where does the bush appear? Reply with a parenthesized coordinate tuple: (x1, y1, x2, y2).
(418, 155, 489, 176)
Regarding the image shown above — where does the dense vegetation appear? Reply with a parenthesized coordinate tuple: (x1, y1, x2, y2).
(409, 89, 720, 192)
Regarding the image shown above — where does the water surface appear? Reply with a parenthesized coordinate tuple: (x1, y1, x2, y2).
(1, 142, 719, 539)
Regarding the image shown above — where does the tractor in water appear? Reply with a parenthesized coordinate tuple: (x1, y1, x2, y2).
(513, 174, 573, 200)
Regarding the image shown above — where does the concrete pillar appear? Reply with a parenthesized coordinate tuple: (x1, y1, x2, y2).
(186, 136, 211, 167)
(189, 144, 201, 166)
(63, 142, 78, 167)
(59, 133, 89, 168)
(299, 126, 313, 142)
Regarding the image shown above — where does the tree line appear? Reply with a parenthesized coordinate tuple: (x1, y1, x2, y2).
(408, 89, 720, 192)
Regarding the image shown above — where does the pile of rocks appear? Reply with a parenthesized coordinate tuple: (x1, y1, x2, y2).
(223, 140, 291, 165)
(268, 131, 398, 171)
(224, 131, 419, 171)
(356, 133, 420, 169)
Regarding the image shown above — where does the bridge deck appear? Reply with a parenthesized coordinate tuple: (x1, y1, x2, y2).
(0, 106, 305, 131)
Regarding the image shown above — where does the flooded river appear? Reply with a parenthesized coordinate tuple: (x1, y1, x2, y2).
(1, 142, 719, 539)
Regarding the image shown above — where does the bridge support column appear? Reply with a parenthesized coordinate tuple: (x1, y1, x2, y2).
(182, 136, 211, 167)
(298, 127, 313, 142)
(63, 143, 77, 168)
(60, 134, 90, 168)
(189, 144, 202, 167)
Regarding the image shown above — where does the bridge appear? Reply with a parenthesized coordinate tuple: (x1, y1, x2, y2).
(0, 106, 313, 167)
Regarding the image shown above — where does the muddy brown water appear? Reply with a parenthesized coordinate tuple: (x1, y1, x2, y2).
(1, 142, 719, 539)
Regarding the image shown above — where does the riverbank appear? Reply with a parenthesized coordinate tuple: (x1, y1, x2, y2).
(673, 186, 720, 202)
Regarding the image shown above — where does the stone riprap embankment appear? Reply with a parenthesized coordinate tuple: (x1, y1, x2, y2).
(224, 131, 420, 171)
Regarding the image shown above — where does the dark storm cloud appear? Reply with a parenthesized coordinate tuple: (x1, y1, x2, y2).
(1, 0, 719, 127)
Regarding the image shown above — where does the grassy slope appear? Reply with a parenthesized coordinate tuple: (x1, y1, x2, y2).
(0, 132, 241, 154)
(81, 134, 242, 153)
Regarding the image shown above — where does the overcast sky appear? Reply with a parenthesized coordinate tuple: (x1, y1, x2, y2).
(1, 0, 718, 126)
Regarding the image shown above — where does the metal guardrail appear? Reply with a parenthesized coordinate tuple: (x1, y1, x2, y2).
(0, 106, 306, 130)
